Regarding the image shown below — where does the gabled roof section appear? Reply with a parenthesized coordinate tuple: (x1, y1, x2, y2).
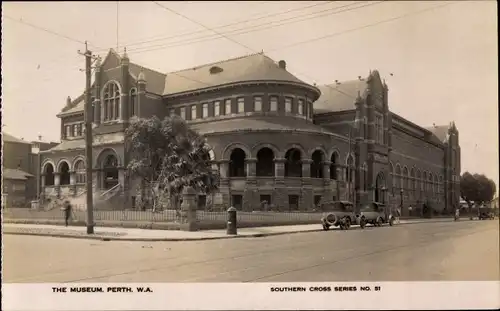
(129, 63, 166, 95)
(58, 94, 85, 117)
(3, 168, 34, 180)
(2, 132, 30, 144)
(424, 125, 449, 143)
(314, 79, 368, 113)
(163, 53, 308, 95)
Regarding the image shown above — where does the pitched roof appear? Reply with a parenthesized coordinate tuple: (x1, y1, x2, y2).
(2, 132, 30, 144)
(42, 132, 124, 152)
(424, 125, 449, 143)
(3, 168, 34, 180)
(314, 79, 368, 113)
(129, 62, 167, 95)
(162, 53, 308, 95)
(191, 116, 340, 137)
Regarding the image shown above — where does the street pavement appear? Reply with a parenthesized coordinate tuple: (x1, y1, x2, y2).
(3, 218, 459, 241)
(3, 220, 499, 282)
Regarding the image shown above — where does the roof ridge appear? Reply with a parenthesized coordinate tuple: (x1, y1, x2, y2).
(168, 52, 264, 74)
(130, 62, 166, 77)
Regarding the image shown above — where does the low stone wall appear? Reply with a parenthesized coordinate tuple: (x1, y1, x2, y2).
(3, 208, 322, 230)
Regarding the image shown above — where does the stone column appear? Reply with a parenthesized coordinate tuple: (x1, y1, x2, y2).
(322, 161, 333, 203)
(54, 173, 61, 198)
(69, 171, 77, 196)
(180, 186, 198, 231)
(273, 158, 286, 210)
(243, 158, 257, 211)
(217, 160, 230, 210)
(300, 159, 313, 211)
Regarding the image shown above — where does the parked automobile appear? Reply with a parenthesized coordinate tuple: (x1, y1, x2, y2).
(478, 208, 495, 220)
(320, 201, 356, 230)
(358, 202, 395, 229)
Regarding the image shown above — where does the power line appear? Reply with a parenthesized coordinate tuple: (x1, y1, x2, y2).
(116, 1, 378, 55)
(267, 2, 457, 52)
(152, 1, 257, 52)
(3, 15, 101, 49)
(96, 1, 334, 53)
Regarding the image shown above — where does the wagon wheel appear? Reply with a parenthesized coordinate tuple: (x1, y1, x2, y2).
(389, 217, 394, 226)
(376, 217, 383, 227)
(345, 217, 351, 230)
(360, 217, 366, 229)
(322, 224, 330, 231)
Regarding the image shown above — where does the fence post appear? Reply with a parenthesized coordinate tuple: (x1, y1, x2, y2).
(180, 186, 198, 231)
(227, 206, 237, 235)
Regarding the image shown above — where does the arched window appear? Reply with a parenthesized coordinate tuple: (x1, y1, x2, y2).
(103, 82, 121, 121)
(390, 162, 395, 188)
(434, 174, 438, 195)
(345, 155, 354, 183)
(74, 160, 86, 184)
(395, 165, 401, 189)
(256, 148, 275, 177)
(428, 173, 433, 193)
(403, 167, 409, 190)
(311, 150, 324, 178)
(44, 163, 55, 186)
(422, 171, 427, 192)
(330, 152, 338, 180)
(130, 88, 137, 116)
(229, 148, 246, 177)
(285, 148, 302, 177)
(410, 168, 415, 193)
(362, 162, 368, 190)
(59, 162, 70, 185)
(416, 170, 422, 197)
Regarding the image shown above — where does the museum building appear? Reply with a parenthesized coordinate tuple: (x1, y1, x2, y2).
(39, 49, 461, 214)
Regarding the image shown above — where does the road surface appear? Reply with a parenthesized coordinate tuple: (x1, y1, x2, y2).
(4, 220, 499, 282)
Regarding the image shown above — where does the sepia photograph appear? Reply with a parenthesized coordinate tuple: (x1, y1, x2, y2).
(1, 1, 498, 310)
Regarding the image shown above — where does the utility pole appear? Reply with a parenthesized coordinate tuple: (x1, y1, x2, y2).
(78, 42, 98, 234)
(347, 124, 352, 202)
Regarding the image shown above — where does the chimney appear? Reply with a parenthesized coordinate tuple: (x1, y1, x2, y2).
(278, 60, 286, 70)
(335, 80, 341, 85)
(66, 96, 71, 106)
(38, 135, 42, 141)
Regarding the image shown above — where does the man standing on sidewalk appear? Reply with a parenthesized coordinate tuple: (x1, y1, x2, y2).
(62, 200, 73, 227)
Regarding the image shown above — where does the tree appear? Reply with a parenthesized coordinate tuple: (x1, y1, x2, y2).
(460, 172, 497, 210)
(125, 115, 219, 212)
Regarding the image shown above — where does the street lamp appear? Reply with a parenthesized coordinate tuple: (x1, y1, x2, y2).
(400, 189, 404, 211)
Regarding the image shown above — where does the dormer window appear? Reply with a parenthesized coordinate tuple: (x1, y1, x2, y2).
(180, 107, 186, 119)
(214, 101, 220, 116)
(209, 66, 223, 74)
(65, 125, 71, 138)
(225, 99, 232, 115)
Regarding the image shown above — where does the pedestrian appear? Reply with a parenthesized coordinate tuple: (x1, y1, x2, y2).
(63, 200, 72, 227)
(408, 205, 413, 217)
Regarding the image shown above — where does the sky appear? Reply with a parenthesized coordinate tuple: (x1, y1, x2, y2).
(2, 1, 498, 190)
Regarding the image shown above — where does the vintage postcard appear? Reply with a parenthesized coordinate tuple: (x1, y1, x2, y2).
(2, 1, 499, 310)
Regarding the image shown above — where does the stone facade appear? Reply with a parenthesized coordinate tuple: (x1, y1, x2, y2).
(39, 50, 461, 213)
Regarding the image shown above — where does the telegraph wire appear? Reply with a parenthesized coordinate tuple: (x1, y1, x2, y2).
(115, 1, 380, 55)
(93, 1, 335, 53)
(152, 1, 257, 52)
(267, 1, 457, 53)
(3, 14, 101, 49)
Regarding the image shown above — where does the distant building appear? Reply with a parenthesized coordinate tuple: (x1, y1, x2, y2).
(2, 132, 58, 207)
(38, 49, 461, 213)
